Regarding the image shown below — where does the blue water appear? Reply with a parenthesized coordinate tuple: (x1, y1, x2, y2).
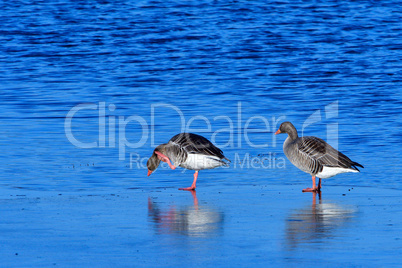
(0, 0, 401, 266)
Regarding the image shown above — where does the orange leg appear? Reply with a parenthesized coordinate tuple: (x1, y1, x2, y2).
(179, 171, 198, 191)
(302, 176, 320, 192)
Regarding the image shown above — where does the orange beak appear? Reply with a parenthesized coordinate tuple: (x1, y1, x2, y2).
(147, 169, 152, 176)
(275, 129, 281, 135)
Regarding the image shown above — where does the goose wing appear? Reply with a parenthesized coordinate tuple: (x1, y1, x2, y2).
(171, 133, 225, 157)
(167, 133, 229, 165)
(298, 136, 363, 171)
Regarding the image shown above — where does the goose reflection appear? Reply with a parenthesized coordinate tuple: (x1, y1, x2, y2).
(148, 191, 224, 237)
(285, 192, 356, 250)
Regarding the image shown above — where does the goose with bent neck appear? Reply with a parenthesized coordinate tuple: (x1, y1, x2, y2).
(147, 133, 230, 191)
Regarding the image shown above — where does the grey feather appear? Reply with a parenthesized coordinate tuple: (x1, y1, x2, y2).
(279, 122, 363, 177)
(164, 133, 230, 167)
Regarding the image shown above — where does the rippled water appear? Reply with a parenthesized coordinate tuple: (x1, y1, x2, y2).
(0, 0, 401, 266)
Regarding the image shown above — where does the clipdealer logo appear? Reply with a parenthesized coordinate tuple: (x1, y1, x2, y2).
(64, 101, 338, 170)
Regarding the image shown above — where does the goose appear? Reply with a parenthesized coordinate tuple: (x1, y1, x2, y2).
(275, 121, 363, 192)
(147, 133, 230, 191)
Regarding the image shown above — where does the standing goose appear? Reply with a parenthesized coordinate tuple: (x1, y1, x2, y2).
(275, 122, 363, 192)
(147, 133, 230, 191)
